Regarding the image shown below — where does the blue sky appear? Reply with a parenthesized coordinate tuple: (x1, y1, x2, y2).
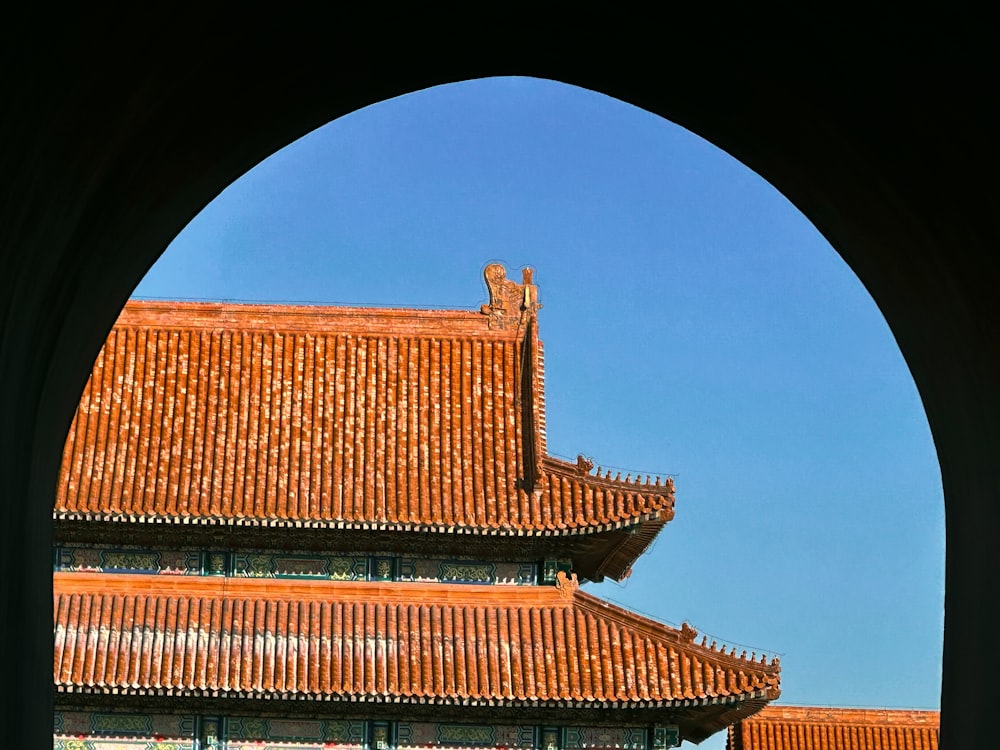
(134, 77, 944, 748)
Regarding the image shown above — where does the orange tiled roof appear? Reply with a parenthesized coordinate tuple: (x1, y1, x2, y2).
(727, 705, 939, 750)
(55, 266, 674, 580)
(53, 571, 779, 712)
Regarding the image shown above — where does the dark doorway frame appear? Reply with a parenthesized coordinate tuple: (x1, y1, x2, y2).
(3, 11, 991, 747)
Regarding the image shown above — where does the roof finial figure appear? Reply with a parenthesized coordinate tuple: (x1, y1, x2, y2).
(680, 622, 698, 643)
(481, 263, 541, 330)
(555, 570, 579, 599)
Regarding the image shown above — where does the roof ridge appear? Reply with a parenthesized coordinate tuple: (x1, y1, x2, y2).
(125, 297, 483, 314)
(543, 455, 677, 495)
(751, 704, 940, 723)
(572, 588, 781, 671)
(114, 298, 507, 337)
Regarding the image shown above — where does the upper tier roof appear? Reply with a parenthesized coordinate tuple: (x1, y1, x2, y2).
(726, 705, 939, 750)
(54, 571, 779, 742)
(55, 265, 675, 580)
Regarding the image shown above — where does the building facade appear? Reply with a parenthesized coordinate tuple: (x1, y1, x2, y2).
(53, 265, 781, 749)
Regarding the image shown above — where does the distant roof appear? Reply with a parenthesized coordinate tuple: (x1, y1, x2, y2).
(54, 570, 780, 741)
(727, 705, 939, 750)
(55, 265, 675, 580)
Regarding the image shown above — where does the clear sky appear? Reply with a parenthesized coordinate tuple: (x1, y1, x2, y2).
(133, 77, 944, 749)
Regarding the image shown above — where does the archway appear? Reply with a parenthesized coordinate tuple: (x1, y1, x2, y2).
(131, 78, 943, 729)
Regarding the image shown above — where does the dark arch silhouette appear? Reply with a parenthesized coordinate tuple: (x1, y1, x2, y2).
(3, 10, 992, 747)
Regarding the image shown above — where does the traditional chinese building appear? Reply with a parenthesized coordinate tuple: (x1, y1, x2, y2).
(53, 265, 781, 749)
(726, 706, 939, 750)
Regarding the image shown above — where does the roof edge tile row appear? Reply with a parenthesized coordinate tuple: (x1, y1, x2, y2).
(52, 508, 671, 536)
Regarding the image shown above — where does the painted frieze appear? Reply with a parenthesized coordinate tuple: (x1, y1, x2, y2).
(53, 711, 195, 750)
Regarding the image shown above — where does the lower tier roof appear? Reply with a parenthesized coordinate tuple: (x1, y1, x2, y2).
(54, 572, 779, 739)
